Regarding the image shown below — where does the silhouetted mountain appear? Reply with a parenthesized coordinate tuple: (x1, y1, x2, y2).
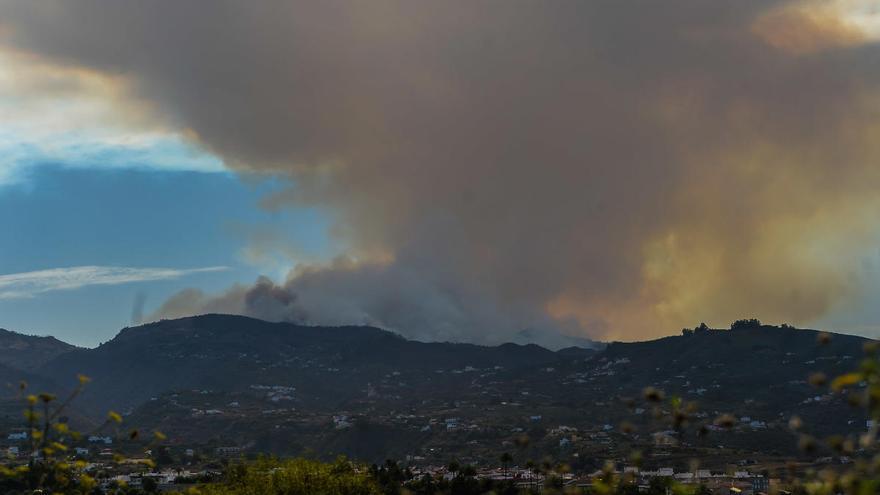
(38, 314, 568, 414)
(0, 328, 76, 372)
(0, 315, 873, 464)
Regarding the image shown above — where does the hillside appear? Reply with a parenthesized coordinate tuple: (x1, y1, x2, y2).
(112, 318, 871, 465)
(0, 328, 76, 372)
(0, 315, 873, 466)
(38, 314, 570, 414)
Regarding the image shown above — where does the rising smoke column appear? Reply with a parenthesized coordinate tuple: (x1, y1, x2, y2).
(3, 1, 880, 344)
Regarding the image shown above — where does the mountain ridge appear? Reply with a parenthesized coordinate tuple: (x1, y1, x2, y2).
(0, 327, 78, 372)
(0, 315, 874, 464)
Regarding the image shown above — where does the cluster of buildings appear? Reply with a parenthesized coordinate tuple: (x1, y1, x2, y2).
(407, 464, 769, 494)
(631, 467, 770, 494)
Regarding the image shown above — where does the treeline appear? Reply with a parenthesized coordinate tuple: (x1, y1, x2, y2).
(681, 318, 800, 336)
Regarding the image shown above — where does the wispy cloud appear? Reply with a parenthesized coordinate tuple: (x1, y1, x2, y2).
(0, 266, 228, 299)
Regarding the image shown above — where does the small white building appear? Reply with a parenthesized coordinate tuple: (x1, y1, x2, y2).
(333, 415, 353, 429)
(7, 431, 27, 441)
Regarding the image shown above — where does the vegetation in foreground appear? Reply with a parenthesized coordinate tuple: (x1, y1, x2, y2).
(192, 457, 380, 495)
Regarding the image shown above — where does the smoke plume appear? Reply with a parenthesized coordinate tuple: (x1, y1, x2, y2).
(3, 1, 880, 344)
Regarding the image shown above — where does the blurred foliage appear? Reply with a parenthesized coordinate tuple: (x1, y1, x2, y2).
(186, 457, 380, 495)
(0, 374, 164, 494)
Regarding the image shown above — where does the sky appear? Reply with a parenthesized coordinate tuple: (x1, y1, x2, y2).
(1, 0, 880, 348)
(0, 164, 334, 346)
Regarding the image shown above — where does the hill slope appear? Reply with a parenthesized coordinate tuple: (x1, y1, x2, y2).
(1, 315, 873, 465)
(0, 328, 76, 372)
(39, 314, 570, 414)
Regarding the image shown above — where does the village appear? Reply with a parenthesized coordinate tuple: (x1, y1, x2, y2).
(0, 409, 862, 495)
(0, 424, 780, 495)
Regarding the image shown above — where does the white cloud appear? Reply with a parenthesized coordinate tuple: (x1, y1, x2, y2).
(0, 266, 228, 299)
(0, 50, 225, 188)
(837, 0, 880, 40)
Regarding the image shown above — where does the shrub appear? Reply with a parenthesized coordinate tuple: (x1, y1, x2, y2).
(189, 457, 380, 495)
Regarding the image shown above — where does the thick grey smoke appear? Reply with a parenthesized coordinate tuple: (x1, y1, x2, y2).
(3, 1, 880, 343)
(149, 263, 590, 349)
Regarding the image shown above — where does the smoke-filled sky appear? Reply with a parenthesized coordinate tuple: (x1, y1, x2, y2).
(2, 0, 880, 348)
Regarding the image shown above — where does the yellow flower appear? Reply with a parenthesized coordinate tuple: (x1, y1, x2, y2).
(831, 373, 863, 391)
(108, 410, 123, 423)
(80, 474, 96, 490)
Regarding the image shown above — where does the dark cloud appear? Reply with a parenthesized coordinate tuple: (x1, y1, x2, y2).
(4, 1, 880, 343)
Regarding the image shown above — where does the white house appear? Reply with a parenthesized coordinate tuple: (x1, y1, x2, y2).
(7, 431, 27, 441)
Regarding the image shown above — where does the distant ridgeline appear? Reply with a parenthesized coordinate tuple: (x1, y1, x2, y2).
(0, 315, 872, 465)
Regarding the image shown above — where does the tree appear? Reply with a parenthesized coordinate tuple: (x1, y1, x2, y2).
(447, 460, 460, 477)
(370, 459, 409, 495)
(155, 446, 175, 467)
(142, 476, 159, 493)
(647, 476, 673, 495)
(405, 473, 437, 495)
(448, 465, 480, 495)
(500, 452, 513, 478)
(199, 456, 381, 495)
(730, 318, 761, 330)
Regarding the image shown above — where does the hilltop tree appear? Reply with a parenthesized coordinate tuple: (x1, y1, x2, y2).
(730, 318, 762, 330)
